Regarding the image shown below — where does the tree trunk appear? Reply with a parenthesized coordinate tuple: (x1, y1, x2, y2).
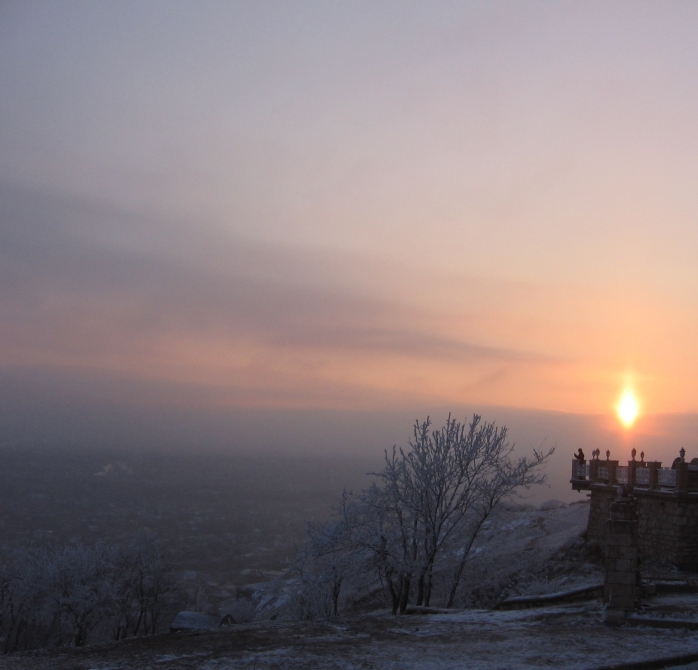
(398, 575, 411, 614)
(73, 625, 86, 647)
(416, 573, 425, 606)
(417, 551, 436, 607)
(423, 569, 432, 607)
(386, 570, 400, 615)
(447, 557, 465, 608)
(447, 520, 487, 608)
(332, 577, 342, 617)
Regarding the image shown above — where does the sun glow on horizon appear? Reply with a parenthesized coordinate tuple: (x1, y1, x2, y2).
(617, 389, 640, 428)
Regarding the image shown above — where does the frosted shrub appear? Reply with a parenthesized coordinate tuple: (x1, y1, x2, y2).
(0, 535, 172, 654)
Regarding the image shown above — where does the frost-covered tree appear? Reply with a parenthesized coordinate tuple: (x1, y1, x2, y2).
(0, 535, 173, 653)
(49, 543, 114, 646)
(107, 535, 173, 640)
(293, 510, 362, 620)
(302, 414, 553, 615)
(128, 537, 172, 636)
(0, 549, 56, 653)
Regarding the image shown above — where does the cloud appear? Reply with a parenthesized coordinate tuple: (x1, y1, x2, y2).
(0, 180, 576, 419)
(274, 326, 554, 364)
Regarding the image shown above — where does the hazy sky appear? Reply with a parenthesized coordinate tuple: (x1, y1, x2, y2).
(3, 2, 698, 463)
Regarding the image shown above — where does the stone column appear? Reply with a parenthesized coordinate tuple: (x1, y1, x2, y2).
(605, 460, 619, 485)
(628, 458, 638, 487)
(604, 488, 638, 625)
(646, 462, 661, 491)
(589, 458, 600, 483)
(677, 462, 689, 493)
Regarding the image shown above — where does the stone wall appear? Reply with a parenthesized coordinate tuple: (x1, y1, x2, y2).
(587, 486, 698, 570)
(635, 495, 698, 569)
(587, 487, 614, 543)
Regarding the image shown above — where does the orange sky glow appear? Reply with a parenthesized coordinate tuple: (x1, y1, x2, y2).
(2, 2, 698, 473)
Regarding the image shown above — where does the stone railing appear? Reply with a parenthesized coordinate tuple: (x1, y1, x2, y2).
(571, 448, 698, 493)
(657, 468, 678, 487)
(635, 467, 650, 486)
(574, 463, 590, 479)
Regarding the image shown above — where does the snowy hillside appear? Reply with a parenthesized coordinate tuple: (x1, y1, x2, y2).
(254, 498, 601, 620)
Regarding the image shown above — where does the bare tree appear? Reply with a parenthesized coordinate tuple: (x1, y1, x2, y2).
(49, 544, 114, 646)
(129, 538, 172, 636)
(292, 509, 362, 620)
(307, 414, 553, 614)
(107, 534, 173, 639)
(0, 535, 173, 654)
(108, 542, 141, 641)
(0, 549, 53, 653)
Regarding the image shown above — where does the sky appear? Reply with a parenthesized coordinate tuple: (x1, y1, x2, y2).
(2, 1, 698, 484)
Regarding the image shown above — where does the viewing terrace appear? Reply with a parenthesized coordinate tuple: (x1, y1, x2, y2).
(572, 447, 698, 569)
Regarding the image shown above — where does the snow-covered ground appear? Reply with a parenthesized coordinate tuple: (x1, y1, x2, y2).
(460, 499, 602, 602)
(8, 499, 698, 669)
(4, 600, 698, 669)
(637, 593, 698, 622)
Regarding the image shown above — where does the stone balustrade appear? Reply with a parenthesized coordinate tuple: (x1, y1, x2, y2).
(571, 448, 697, 493)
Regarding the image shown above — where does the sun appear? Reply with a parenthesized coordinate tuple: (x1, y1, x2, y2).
(617, 389, 639, 428)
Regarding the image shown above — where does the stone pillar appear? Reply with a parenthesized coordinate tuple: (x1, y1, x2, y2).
(589, 458, 600, 483)
(604, 489, 638, 625)
(677, 462, 689, 493)
(646, 462, 661, 491)
(628, 459, 638, 487)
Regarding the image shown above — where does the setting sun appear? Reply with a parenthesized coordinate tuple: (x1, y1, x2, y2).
(617, 389, 640, 428)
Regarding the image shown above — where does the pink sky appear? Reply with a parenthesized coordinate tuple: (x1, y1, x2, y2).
(2, 2, 698, 465)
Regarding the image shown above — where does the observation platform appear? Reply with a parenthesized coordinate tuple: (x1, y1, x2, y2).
(571, 448, 698, 495)
(571, 448, 698, 570)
